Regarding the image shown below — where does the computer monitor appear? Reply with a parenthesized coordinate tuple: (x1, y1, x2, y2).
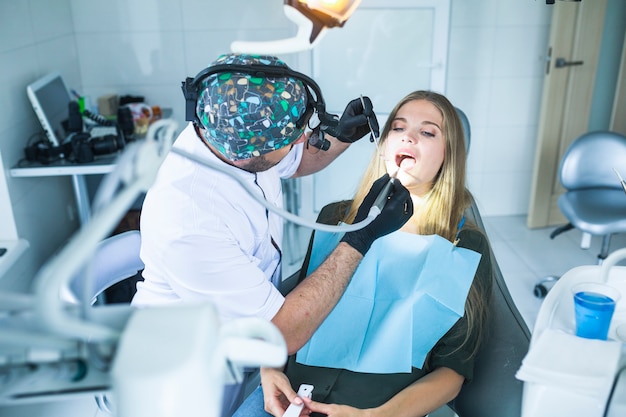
(26, 72, 72, 147)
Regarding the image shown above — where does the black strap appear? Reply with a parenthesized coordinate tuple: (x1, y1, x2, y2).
(297, 200, 353, 284)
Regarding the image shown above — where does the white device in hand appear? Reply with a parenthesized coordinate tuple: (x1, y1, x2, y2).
(282, 384, 314, 417)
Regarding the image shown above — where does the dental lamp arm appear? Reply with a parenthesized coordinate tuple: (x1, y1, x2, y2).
(231, 5, 326, 55)
(0, 134, 168, 403)
(231, 0, 363, 55)
(32, 120, 179, 343)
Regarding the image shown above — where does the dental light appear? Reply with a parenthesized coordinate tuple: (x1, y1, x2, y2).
(231, 0, 362, 54)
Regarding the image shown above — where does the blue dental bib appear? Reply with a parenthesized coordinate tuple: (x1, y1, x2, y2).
(296, 229, 481, 374)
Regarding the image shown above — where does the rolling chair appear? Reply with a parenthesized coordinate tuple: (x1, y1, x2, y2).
(534, 131, 626, 298)
(67, 230, 144, 306)
(280, 107, 530, 417)
(66, 230, 286, 416)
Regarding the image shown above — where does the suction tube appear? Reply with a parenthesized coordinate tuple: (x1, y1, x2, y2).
(171, 147, 386, 233)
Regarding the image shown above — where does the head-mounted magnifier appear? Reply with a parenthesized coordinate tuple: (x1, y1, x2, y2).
(181, 56, 336, 160)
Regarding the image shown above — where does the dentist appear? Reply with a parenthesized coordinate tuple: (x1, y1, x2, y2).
(131, 53, 413, 416)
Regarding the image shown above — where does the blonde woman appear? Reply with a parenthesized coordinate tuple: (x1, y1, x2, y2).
(235, 90, 493, 417)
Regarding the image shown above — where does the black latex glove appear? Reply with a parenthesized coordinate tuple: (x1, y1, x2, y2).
(341, 174, 413, 255)
(323, 97, 380, 143)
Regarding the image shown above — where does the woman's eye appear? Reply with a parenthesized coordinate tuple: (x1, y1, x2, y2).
(392, 127, 404, 132)
(421, 131, 435, 138)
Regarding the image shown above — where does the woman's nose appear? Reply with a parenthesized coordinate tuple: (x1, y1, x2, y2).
(401, 133, 416, 143)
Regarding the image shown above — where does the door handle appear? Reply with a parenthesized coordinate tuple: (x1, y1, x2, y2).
(555, 57, 584, 68)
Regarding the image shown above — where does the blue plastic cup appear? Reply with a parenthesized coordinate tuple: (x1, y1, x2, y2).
(572, 282, 620, 340)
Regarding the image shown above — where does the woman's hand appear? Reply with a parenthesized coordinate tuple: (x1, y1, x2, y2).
(302, 397, 372, 417)
(260, 368, 303, 417)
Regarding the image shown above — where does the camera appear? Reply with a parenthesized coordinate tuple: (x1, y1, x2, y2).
(71, 132, 124, 163)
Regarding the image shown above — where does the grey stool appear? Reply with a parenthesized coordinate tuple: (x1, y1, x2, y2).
(534, 131, 626, 297)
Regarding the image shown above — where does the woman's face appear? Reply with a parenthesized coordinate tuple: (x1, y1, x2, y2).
(383, 99, 445, 196)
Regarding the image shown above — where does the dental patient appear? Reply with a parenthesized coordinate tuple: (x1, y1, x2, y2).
(233, 90, 494, 417)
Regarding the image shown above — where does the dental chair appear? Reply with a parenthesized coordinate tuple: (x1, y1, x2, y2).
(449, 197, 531, 417)
(447, 107, 530, 416)
(456, 107, 471, 154)
(280, 107, 530, 417)
(280, 196, 531, 417)
(534, 131, 626, 298)
(449, 108, 530, 416)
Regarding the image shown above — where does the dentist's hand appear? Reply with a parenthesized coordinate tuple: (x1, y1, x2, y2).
(259, 368, 299, 417)
(341, 174, 413, 255)
(323, 96, 379, 143)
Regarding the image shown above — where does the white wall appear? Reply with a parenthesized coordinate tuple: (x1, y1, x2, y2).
(0, 0, 81, 292)
(447, 0, 551, 216)
(70, 0, 297, 129)
(68, 0, 552, 218)
(69, 0, 552, 219)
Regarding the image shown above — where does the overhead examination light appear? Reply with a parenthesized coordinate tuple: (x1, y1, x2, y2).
(231, 0, 362, 55)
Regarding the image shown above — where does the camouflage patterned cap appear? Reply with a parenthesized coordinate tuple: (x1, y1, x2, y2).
(196, 54, 309, 161)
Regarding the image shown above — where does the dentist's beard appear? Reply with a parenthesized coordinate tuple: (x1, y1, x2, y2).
(233, 155, 277, 173)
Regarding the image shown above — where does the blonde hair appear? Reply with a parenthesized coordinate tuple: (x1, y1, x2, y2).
(345, 90, 487, 359)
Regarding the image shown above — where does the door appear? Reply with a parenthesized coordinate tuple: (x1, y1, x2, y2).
(612, 32, 626, 135)
(526, 0, 607, 228)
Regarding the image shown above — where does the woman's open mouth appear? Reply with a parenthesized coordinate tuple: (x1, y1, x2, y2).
(395, 151, 416, 170)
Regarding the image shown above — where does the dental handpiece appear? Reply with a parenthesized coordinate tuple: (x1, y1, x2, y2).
(368, 176, 396, 218)
(360, 94, 379, 146)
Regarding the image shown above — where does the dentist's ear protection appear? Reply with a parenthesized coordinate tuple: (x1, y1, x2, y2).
(181, 55, 336, 160)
